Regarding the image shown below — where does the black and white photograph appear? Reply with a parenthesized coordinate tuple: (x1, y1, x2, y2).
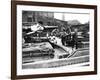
(11, 1, 97, 79)
(17, 5, 96, 75)
(22, 11, 90, 69)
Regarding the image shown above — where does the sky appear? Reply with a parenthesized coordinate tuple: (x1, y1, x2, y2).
(54, 13, 90, 24)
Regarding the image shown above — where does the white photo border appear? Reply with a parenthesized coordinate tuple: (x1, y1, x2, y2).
(17, 5, 95, 76)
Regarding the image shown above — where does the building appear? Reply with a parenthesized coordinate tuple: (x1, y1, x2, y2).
(22, 11, 54, 26)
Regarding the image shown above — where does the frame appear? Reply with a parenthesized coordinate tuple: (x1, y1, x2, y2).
(11, 1, 97, 80)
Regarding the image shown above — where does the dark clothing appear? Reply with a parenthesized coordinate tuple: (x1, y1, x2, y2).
(72, 32, 78, 49)
(61, 32, 67, 46)
(61, 36, 66, 46)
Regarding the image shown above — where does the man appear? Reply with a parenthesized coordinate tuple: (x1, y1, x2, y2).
(72, 28, 78, 49)
(61, 27, 67, 46)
